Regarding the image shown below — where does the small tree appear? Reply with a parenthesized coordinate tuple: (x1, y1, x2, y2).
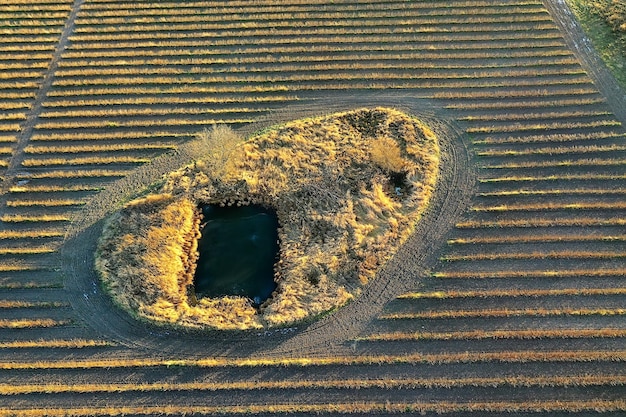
(196, 124, 242, 177)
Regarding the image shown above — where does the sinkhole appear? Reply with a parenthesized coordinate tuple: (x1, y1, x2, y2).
(193, 204, 279, 306)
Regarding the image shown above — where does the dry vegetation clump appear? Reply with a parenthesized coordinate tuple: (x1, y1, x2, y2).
(596, 0, 626, 34)
(96, 108, 439, 330)
(567, 0, 626, 86)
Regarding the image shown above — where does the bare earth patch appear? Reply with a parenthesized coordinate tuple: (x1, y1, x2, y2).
(95, 107, 440, 330)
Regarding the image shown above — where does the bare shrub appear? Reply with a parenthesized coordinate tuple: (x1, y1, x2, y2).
(369, 136, 406, 173)
(193, 124, 242, 177)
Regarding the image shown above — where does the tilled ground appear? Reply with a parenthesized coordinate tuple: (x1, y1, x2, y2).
(0, 0, 625, 415)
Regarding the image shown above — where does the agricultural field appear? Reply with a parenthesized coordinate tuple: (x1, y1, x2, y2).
(0, 0, 625, 415)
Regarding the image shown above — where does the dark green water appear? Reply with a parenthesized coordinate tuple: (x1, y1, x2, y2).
(193, 204, 279, 306)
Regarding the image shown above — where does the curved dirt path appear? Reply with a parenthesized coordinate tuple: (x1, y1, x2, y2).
(62, 92, 475, 358)
(543, 0, 626, 124)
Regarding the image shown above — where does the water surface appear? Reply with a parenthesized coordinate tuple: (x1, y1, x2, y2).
(194, 204, 279, 306)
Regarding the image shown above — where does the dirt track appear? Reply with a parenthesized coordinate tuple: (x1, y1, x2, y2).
(62, 92, 475, 358)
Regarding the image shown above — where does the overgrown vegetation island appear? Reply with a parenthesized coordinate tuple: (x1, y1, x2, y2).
(96, 108, 439, 329)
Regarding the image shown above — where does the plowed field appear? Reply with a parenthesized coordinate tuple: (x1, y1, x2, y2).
(1, 0, 624, 415)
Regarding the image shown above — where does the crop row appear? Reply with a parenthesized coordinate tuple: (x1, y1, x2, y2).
(77, 3, 549, 17)
(21, 156, 151, 167)
(53, 62, 584, 79)
(44, 82, 595, 100)
(0, 319, 68, 329)
(43, 95, 298, 108)
(432, 268, 626, 279)
(1, 374, 624, 396)
(2, 349, 624, 371)
(68, 25, 561, 43)
(478, 143, 625, 157)
(0, 230, 64, 239)
(442, 251, 625, 261)
(478, 173, 626, 183)
(0, 339, 111, 349)
(399, 287, 626, 299)
(456, 217, 626, 229)
(471, 201, 626, 212)
(382, 308, 626, 320)
(0, 301, 67, 308)
(6, 199, 85, 207)
(67, 32, 567, 51)
(2, 400, 625, 417)
(480, 154, 625, 166)
(24, 143, 178, 154)
(39, 106, 272, 118)
(362, 329, 626, 341)
(448, 233, 626, 245)
(79, 0, 547, 11)
(60, 45, 574, 60)
(70, 17, 555, 35)
(76, 9, 550, 25)
(478, 187, 626, 196)
(54, 56, 578, 71)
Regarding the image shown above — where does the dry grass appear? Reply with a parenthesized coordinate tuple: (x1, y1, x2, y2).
(96, 108, 440, 330)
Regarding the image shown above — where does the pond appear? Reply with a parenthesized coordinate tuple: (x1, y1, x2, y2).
(193, 204, 279, 306)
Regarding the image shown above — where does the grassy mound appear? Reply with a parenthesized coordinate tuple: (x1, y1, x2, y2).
(96, 107, 440, 330)
(566, 0, 626, 88)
